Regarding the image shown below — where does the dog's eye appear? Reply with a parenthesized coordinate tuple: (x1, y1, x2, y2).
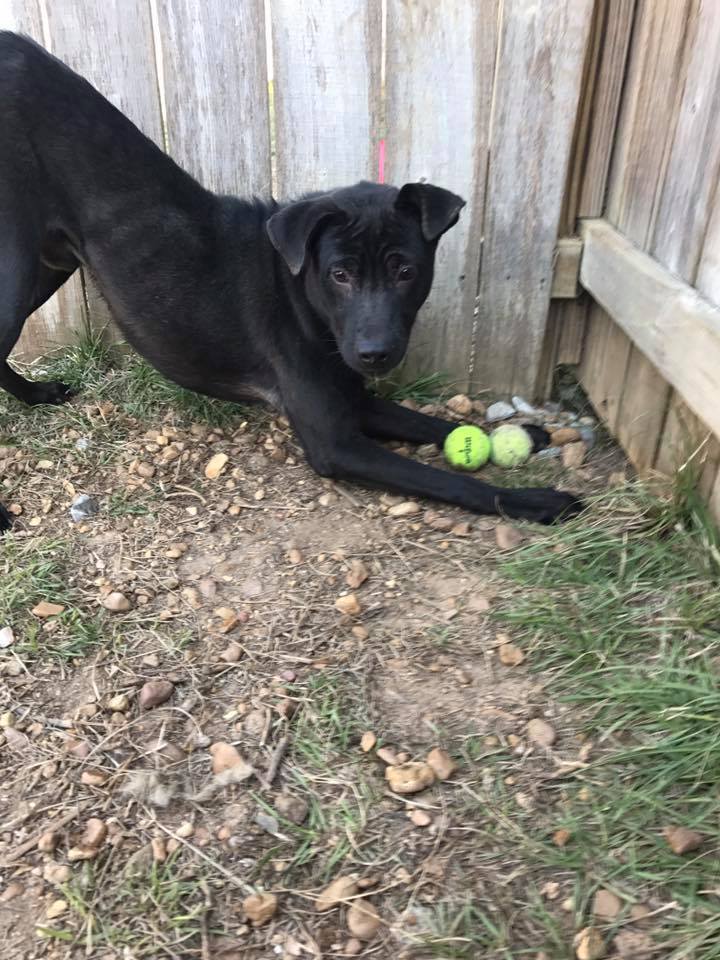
(331, 268, 351, 285)
(397, 265, 416, 283)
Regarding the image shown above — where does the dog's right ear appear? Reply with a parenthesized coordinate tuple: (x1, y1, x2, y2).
(266, 197, 340, 276)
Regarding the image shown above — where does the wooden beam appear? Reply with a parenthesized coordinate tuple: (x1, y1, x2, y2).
(551, 238, 583, 298)
(580, 218, 720, 441)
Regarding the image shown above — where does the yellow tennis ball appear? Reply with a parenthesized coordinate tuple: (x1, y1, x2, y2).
(490, 424, 533, 468)
(444, 425, 491, 471)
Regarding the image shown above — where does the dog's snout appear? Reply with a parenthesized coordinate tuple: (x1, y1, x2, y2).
(357, 345, 390, 369)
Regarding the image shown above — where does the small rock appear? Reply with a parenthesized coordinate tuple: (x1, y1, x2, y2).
(498, 643, 525, 666)
(139, 679, 175, 709)
(143, 652, 161, 668)
(242, 578, 263, 598)
(541, 881, 560, 900)
(347, 898, 381, 941)
(43, 863, 72, 885)
(512, 395, 537, 415)
(287, 547, 304, 565)
(352, 625, 369, 641)
(0, 711, 14, 727)
(423, 511, 454, 532)
(150, 836, 167, 862)
(102, 592, 131, 613)
(176, 821, 194, 838)
(426, 748, 456, 781)
(68, 818, 107, 861)
(553, 828, 572, 848)
(360, 731, 377, 753)
(335, 593, 361, 616)
(578, 425, 597, 450)
(274, 794, 308, 825)
(32, 601, 65, 618)
(220, 642, 243, 663)
(315, 875, 359, 912)
(387, 501, 421, 517)
(446, 394, 473, 416)
(344, 939, 363, 957)
(205, 453, 229, 479)
(46, 898, 68, 919)
(107, 693, 130, 712)
(346, 560, 369, 589)
(136, 461, 156, 479)
(318, 491, 338, 507)
(243, 891, 277, 926)
(629, 904, 651, 922)
(614, 931, 655, 957)
(37, 831, 60, 854)
(376, 746, 401, 765)
(486, 401, 515, 422)
(451, 521, 471, 536)
(550, 427, 581, 446)
(664, 825, 703, 854)
(0, 882, 23, 902)
(562, 441, 587, 469)
(210, 742, 253, 779)
(495, 525, 524, 550)
(574, 927, 606, 960)
(0, 626, 15, 648)
(255, 811, 280, 835)
(81, 769, 108, 787)
(124, 843, 154, 878)
(70, 493, 100, 523)
(409, 809, 432, 827)
(385, 762, 435, 795)
(593, 889, 622, 921)
(527, 718, 557, 747)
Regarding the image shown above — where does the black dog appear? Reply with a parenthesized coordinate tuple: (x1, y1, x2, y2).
(0, 33, 581, 533)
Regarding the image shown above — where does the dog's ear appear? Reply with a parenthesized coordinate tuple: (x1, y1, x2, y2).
(266, 197, 340, 276)
(395, 183, 466, 242)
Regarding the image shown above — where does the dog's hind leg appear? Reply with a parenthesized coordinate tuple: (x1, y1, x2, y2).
(0, 259, 79, 405)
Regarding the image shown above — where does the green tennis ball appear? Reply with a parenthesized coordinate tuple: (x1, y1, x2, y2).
(490, 424, 533, 468)
(444, 425, 491, 471)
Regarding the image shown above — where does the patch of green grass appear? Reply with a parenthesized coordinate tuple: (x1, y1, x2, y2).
(0, 537, 103, 660)
(40, 853, 209, 956)
(374, 371, 450, 405)
(492, 481, 720, 959)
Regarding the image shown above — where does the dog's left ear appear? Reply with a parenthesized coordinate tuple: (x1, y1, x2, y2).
(395, 183, 466, 242)
(266, 197, 341, 276)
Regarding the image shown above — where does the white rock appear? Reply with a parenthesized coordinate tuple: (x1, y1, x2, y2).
(486, 401, 515, 422)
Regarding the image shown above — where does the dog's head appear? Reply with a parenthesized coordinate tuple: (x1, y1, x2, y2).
(266, 181, 464, 376)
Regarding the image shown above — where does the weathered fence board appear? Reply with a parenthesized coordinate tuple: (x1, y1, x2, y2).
(271, 0, 381, 199)
(156, 0, 271, 196)
(472, 0, 594, 398)
(385, 0, 498, 386)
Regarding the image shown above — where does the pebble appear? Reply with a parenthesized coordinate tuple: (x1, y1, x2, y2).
(46, 898, 68, 920)
(578, 425, 597, 450)
(205, 453, 229, 479)
(426, 747, 456, 781)
(376, 746, 401, 765)
(37, 831, 60, 854)
(274, 793, 309, 825)
(80, 769, 108, 787)
(243, 892, 278, 926)
(446, 394, 473, 416)
(136, 462, 156, 479)
(210, 742, 253, 778)
(593, 889, 622, 920)
(70, 494, 99, 524)
(495, 525, 524, 550)
(664, 825, 704, 854)
(536, 445, 562, 460)
(315, 875, 358, 911)
(68, 818, 107, 861)
(0, 882, 23, 902)
(388, 501, 421, 517)
(346, 559, 369, 589)
(176, 821, 194, 838)
(385, 761, 435, 795)
(498, 643, 525, 666)
(43, 863, 72, 885)
(360, 731, 377, 752)
(255, 811, 280, 835)
(344, 939, 363, 957)
(347, 898, 381, 941)
(550, 427, 581, 446)
(527, 718, 557, 747)
(0, 626, 14, 649)
(31, 601, 65, 618)
(139, 679, 175, 709)
(102, 592, 131, 613)
(553, 828, 572, 848)
(219, 642, 243, 663)
(574, 927, 606, 960)
(486, 401, 515, 422)
(512, 395, 537, 415)
(409, 809, 432, 827)
(562, 441, 587, 469)
(335, 593, 361, 616)
(108, 693, 130, 712)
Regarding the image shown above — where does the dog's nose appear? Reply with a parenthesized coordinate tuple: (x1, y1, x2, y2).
(358, 347, 390, 368)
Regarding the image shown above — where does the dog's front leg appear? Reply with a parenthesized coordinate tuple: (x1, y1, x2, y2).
(292, 411, 581, 523)
(360, 395, 454, 446)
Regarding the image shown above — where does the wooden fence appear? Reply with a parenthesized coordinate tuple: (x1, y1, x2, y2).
(545, 0, 720, 522)
(0, 0, 594, 397)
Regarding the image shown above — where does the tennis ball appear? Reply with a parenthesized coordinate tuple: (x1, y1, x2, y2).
(490, 424, 533, 468)
(444, 425, 491, 471)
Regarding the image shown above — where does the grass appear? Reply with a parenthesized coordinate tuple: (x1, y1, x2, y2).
(0, 537, 104, 660)
(490, 480, 720, 959)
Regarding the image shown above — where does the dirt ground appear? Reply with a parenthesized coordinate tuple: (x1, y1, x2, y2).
(0, 357, 674, 960)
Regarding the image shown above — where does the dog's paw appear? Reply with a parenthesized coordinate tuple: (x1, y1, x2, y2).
(503, 488, 584, 525)
(0, 503, 12, 534)
(28, 380, 76, 406)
